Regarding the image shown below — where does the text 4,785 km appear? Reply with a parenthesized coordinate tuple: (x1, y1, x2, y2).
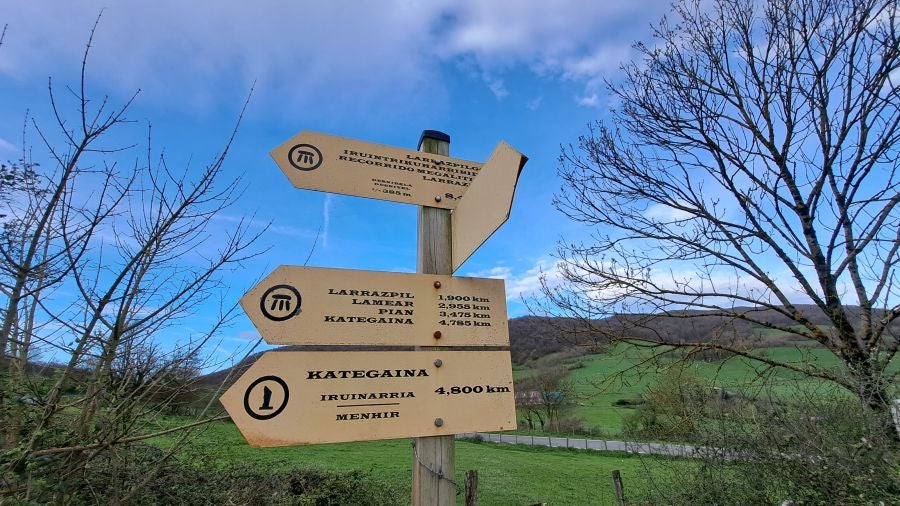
(434, 385, 511, 395)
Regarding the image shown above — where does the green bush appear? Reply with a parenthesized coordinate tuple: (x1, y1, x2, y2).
(622, 364, 708, 442)
(611, 397, 644, 407)
(5, 445, 403, 505)
(630, 385, 900, 505)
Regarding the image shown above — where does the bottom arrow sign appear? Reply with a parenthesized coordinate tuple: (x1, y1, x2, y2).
(220, 350, 516, 447)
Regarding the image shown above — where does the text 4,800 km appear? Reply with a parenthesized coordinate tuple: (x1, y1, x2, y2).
(434, 385, 511, 395)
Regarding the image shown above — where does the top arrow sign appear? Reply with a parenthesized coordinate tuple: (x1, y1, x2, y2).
(271, 131, 485, 209)
(451, 141, 527, 271)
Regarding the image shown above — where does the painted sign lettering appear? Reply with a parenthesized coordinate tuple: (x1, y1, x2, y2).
(241, 266, 509, 346)
(220, 350, 517, 446)
(271, 131, 484, 209)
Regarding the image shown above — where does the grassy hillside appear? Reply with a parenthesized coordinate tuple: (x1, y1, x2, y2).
(516, 344, 896, 436)
(203, 307, 899, 384)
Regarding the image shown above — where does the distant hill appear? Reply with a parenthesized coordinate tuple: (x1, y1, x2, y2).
(201, 305, 897, 383)
(510, 305, 898, 363)
(508, 316, 602, 363)
(198, 319, 595, 385)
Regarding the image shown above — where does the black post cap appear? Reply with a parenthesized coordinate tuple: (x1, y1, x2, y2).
(418, 130, 451, 150)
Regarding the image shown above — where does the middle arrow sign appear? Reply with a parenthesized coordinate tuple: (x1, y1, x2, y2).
(242, 266, 509, 346)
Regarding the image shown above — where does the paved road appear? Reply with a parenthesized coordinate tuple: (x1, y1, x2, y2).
(455, 432, 732, 460)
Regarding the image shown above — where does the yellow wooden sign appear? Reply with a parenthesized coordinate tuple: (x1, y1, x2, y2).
(271, 130, 484, 209)
(451, 141, 527, 271)
(242, 266, 509, 346)
(220, 350, 517, 447)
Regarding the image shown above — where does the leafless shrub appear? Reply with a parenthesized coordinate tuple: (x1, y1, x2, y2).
(0, 18, 265, 503)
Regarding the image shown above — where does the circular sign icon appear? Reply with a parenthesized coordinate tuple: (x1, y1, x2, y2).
(260, 284, 302, 322)
(243, 375, 289, 420)
(287, 143, 323, 171)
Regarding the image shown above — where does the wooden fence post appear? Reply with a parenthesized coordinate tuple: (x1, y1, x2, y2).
(612, 469, 626, 506)
(891, 399, 900, 436)
(465, 469, 479, 506)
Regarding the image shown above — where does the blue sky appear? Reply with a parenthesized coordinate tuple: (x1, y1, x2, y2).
(1, 1, 671, 361)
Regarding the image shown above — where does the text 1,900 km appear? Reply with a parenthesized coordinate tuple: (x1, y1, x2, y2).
(438, 294, 490, 302)
(434, 385, 511, 395)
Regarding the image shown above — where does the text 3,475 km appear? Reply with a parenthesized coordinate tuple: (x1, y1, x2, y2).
(434, 385, 511, 395)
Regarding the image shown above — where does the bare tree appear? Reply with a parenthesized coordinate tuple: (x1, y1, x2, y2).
(546, 0, 899, 421)
(0, 20, 265, 503)
(515, 366, 575, 430)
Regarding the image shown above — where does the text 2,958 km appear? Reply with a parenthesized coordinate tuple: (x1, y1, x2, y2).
(434, 385, 511, 395)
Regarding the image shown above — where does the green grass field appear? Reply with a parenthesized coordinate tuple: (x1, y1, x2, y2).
(154, 345, 894, 504)
(518, 345, 896, 437)
(158, 419, 685, 505)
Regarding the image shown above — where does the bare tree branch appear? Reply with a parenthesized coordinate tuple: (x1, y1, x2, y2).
(546, 0, 900, 415)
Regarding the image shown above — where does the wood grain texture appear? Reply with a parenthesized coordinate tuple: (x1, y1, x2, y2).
(413, 132, 456, 506)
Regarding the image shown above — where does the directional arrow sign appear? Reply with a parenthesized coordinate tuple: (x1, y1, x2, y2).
(271, 130, 484, 209)
(242, 266, 509, 346)
(220, 350, 516, 447)
(451, 141, 527, 272)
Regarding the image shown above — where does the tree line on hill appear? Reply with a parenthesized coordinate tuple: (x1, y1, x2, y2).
(192, 303, 898, 389)
(510, 306, 899, 364)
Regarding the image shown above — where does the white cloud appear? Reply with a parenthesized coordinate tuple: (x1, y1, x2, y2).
(0, 0, 668, 113)
(644, 203, 694, 222)
(614, 263, 827, 310)
(437, 1, 650, 60)
(562, 46, 631, 81)
(466, 265, 513, 279)
(466, 257, 564, 302)
(224, 330, 262, 343)
(507, 259, 565, 300)
(486, 78, 509, 99)
(434, 0, 666, 97)
(472, 255, 837, 316)
(888, 68, 900, 93)
(0, 1, 439, 112)
(576, 93, 600, 107)
(0, 137, 16, 153)
(214, 214, 318, 239)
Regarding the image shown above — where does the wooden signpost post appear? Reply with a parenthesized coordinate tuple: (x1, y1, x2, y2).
(413, 131, 456, 505)
(221, 129, 526, 506)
